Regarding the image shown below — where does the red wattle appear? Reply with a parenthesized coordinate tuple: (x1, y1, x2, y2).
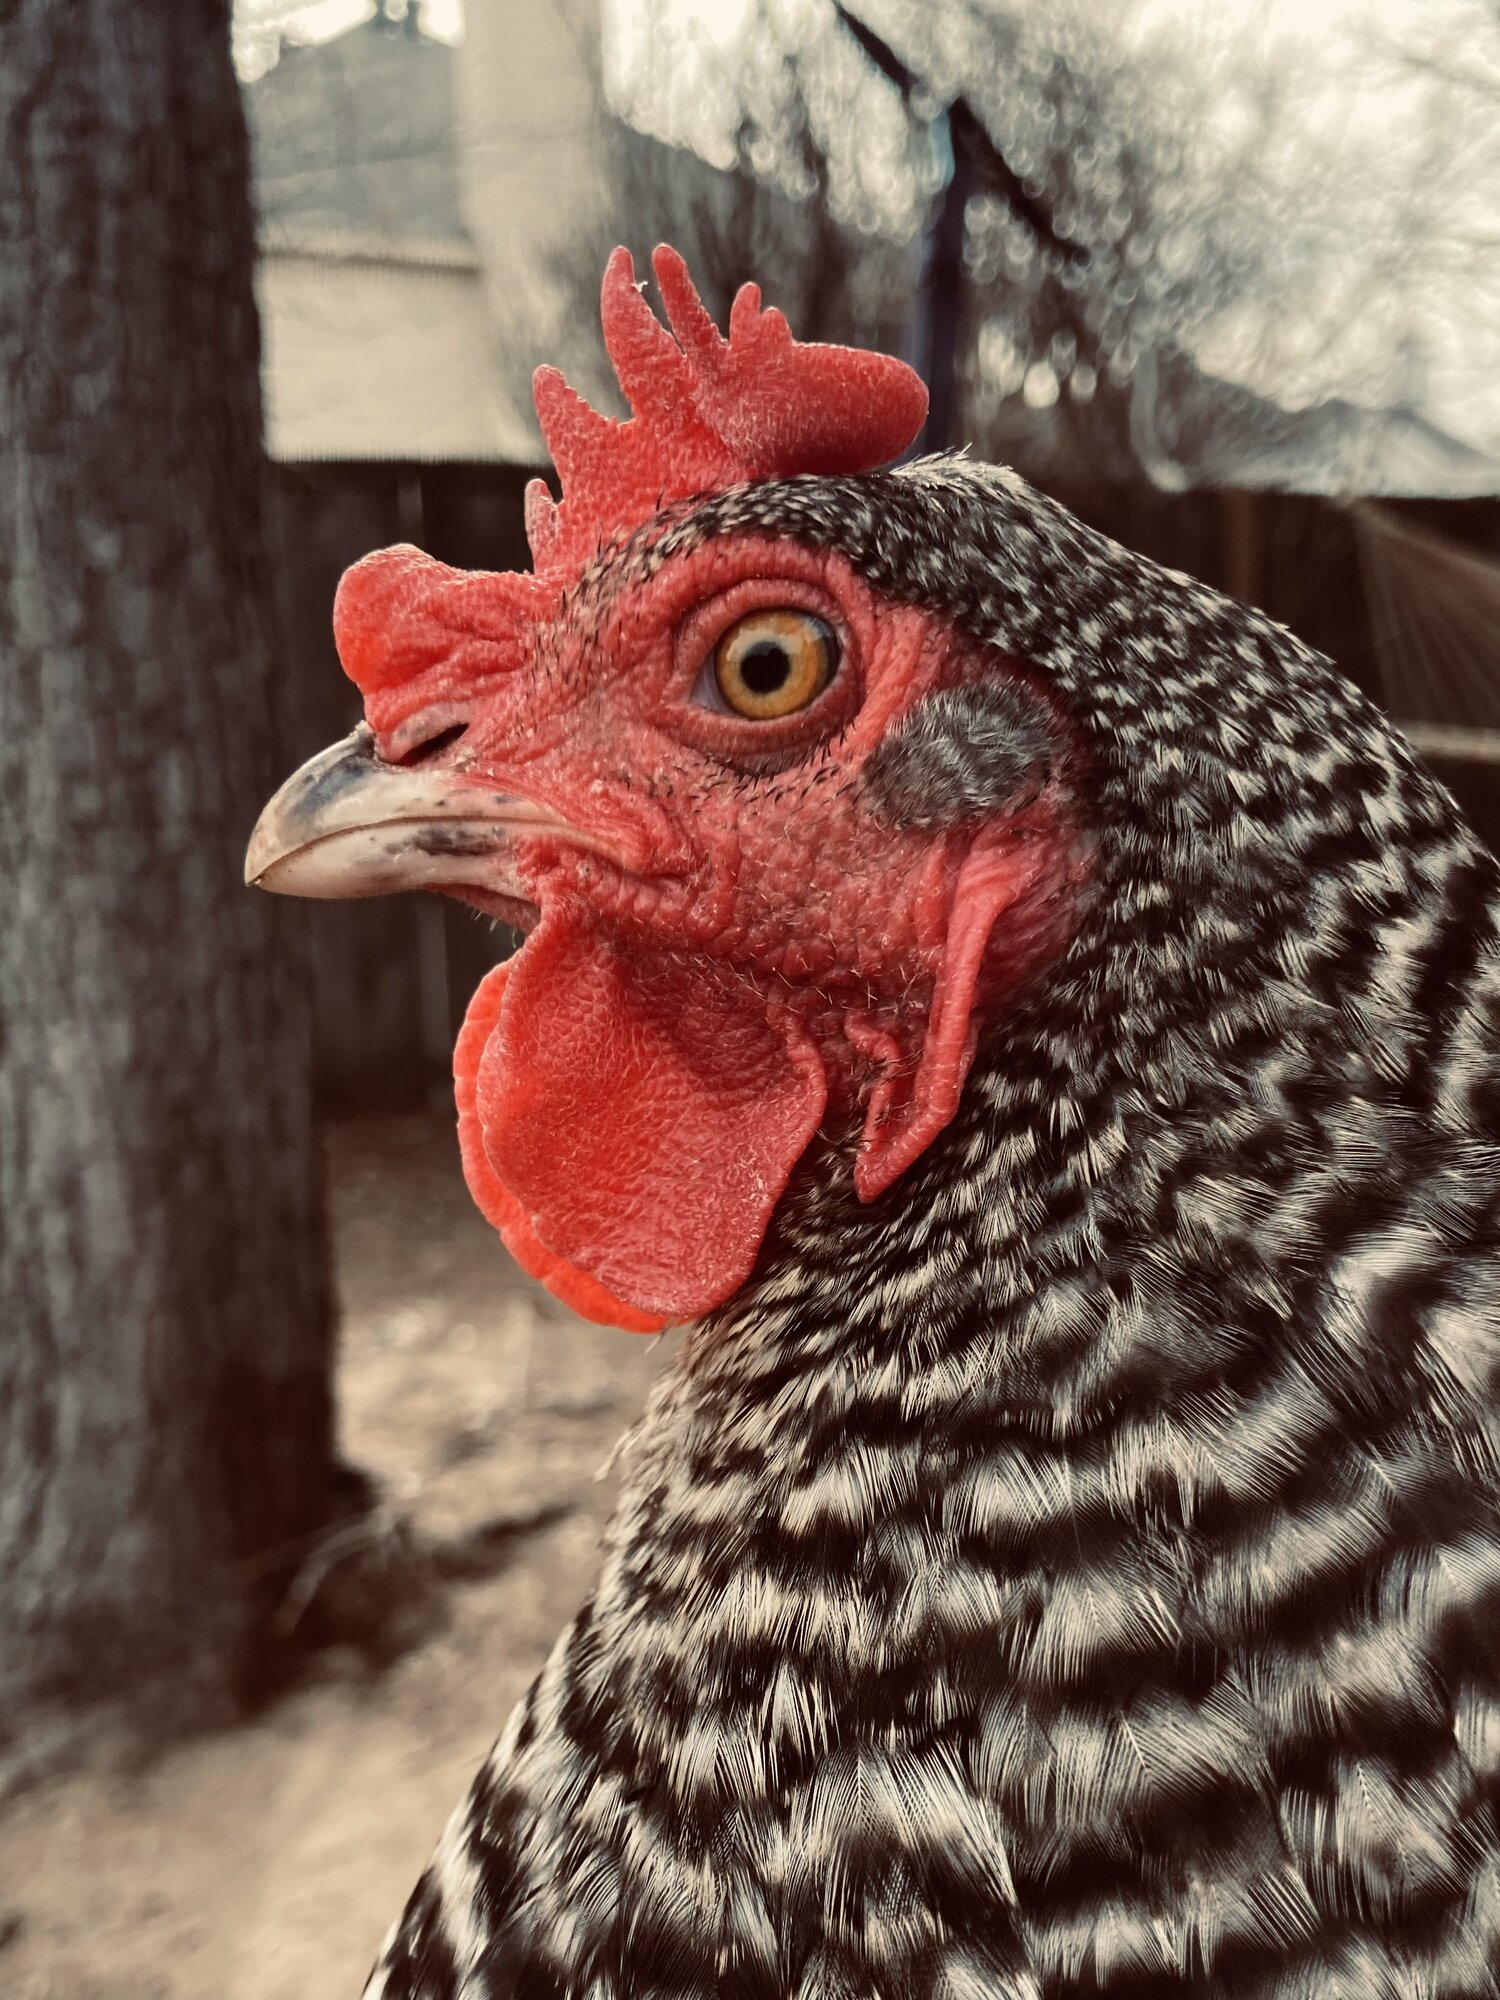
(455, 966, 665, 1332)
(456, 909, 827, 1329)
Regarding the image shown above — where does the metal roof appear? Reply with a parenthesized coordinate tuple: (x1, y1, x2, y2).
(248, 15, 465, 245)
(248, 15, 543, 465)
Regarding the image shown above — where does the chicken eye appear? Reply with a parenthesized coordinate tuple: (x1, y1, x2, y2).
(711, 609, 838, 719)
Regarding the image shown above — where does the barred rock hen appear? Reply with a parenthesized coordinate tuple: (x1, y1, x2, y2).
(248, 246, 1500, 2000)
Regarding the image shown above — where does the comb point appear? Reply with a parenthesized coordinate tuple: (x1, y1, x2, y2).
(603, 245, 692, 425)
(517, 244, 926, 587)
(653, 244, 726, 366)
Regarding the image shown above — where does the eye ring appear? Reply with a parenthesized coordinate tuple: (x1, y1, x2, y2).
(704, 609, 839, 719)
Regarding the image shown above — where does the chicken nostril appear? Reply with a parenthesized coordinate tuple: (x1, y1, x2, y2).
(394, 721, 469, 767)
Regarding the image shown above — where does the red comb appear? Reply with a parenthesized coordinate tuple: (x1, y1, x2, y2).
(523, 244, 928, 577)
(334, 247, 927, 697)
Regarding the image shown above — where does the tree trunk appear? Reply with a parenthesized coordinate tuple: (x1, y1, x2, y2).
(0, 0, 334, 1783)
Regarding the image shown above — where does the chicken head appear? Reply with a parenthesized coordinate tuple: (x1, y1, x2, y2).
(247, 248, 1088, 1329)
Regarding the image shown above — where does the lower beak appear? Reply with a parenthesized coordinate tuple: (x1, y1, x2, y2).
(246, 725, 539, 903)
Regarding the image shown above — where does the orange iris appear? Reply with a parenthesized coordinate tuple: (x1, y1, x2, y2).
(713, 609, 837, 719)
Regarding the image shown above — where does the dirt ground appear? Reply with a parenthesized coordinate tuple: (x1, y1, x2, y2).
(0, 1110, 676, 2000)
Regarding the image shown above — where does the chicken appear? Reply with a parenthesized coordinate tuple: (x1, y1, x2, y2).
(248, 246, 1500, 2000)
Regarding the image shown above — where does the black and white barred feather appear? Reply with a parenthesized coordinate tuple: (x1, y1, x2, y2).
(366, 459, 1500, 2000)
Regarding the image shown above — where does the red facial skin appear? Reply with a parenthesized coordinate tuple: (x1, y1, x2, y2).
(335, 529, 1088, 1332)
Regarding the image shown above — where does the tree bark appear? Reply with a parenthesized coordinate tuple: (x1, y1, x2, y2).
(0, 0, 334, 1782)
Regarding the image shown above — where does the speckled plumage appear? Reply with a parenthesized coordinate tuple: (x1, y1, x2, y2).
(366, 458, 1500, 2000)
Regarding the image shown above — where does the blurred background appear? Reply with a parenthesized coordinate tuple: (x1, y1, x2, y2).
(1, 0, 1498, 1992)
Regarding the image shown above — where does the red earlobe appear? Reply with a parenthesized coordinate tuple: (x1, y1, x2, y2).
(853, 836, 1053, 1202)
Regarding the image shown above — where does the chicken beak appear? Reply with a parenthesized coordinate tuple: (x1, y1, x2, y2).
(245, 725, 535, 903)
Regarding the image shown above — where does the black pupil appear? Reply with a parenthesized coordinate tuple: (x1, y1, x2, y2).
(740, 639, 795, 696)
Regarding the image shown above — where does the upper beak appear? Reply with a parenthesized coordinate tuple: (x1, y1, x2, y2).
(246, 725, 548, 902)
